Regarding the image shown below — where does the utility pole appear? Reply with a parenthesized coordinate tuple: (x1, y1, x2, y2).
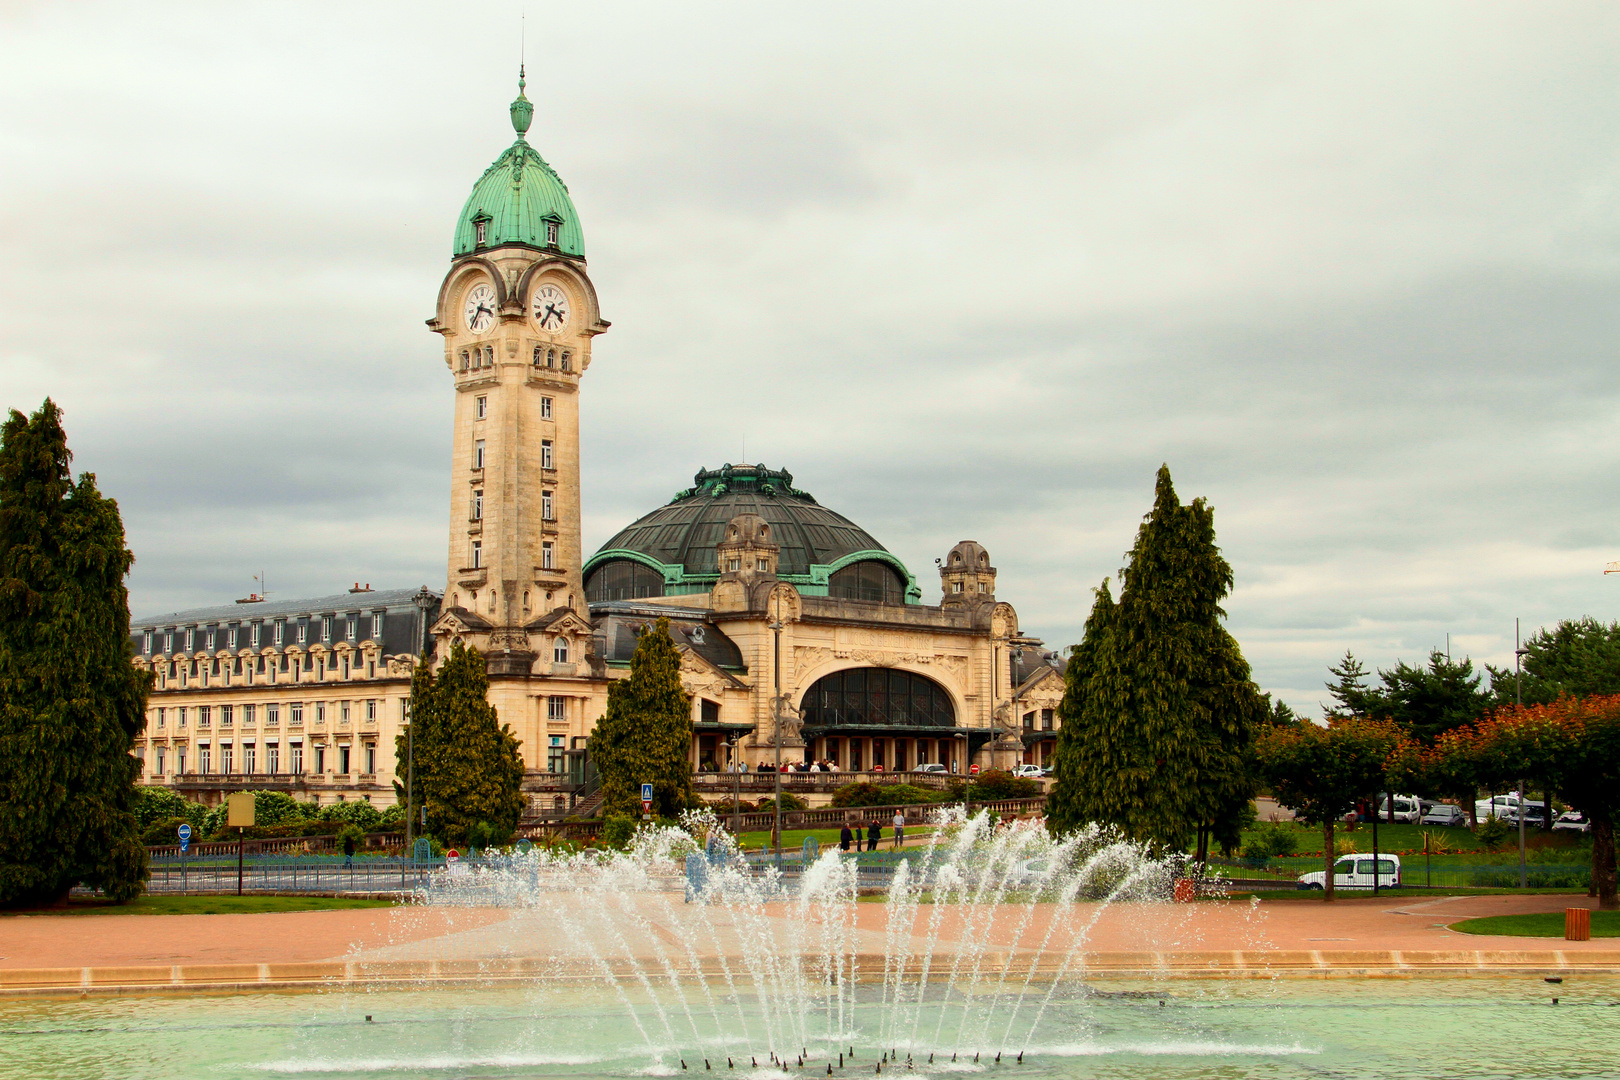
(1516, 617, 1527, 889)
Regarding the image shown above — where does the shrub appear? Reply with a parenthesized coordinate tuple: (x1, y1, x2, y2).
(378, 803, 408, 827)
(830, 783, 941, 809)
(1245, 821, 1300, 860)
(318, 801, 384, 832)
(1474, 815, 1512, 853)
(140, 816, 192, 846)
(967, 771, 1041, 801)
(335, 823, 365, 855)
(601, 813, 635, 850)
(251, 791, 310, 828)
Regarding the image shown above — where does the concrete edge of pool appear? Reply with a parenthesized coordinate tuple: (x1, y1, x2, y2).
(3, 950, 1617, 998)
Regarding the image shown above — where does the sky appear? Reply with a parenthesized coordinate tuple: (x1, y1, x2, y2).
(2, 2, 1618, 717)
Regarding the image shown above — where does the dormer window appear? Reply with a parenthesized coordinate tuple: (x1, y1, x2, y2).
(727, 558, 741, 572)
(475, 220, 488, 246)
(545, 220, 559, 246)
(553, 637, 569, 663)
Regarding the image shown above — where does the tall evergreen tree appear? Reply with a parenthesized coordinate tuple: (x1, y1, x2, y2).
(1486, 617, 1620, 706)
(0, 400, 149, 905)
(398, 644, 525, 846)
(1327, 649, 1489, 744)
(1047, 466, 1266, 854)
(589, 617, 694, 819)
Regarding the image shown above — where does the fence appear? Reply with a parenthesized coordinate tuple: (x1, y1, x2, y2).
(143, 855, 442, 895)
(515, 797, 1048, 842)
(147, 829, 404, 860)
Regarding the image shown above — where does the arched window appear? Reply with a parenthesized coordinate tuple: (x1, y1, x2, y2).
(827, 560, 904, 604)
(800, 668, 954, 729)
(553, 637, 569, 663)
(584, 559, 666, 602)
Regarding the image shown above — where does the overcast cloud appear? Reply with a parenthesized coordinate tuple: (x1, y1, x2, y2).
(2, 2, 1618, 716)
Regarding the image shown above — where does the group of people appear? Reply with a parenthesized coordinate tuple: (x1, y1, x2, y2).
(838, 811, 907, 852)
(752, 759, 841, 773)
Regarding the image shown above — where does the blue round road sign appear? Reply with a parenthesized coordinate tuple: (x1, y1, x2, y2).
(177, 823, 192, 841)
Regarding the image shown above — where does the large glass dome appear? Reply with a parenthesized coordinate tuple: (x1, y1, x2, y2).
(585, 465, 919, 604)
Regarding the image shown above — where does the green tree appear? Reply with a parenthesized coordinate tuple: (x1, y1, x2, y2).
(1047, 466, 1267, 856)
(1253, 717, 1407, 901)
(1486, 617, 1620, 706)
(589, 617, 694, 819)
(400, 644, 525, 846)
(1328, 649, 1489, 744)
(0, 400, 150, 906)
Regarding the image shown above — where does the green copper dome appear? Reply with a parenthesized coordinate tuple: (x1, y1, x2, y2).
(452, 70, 584, 259)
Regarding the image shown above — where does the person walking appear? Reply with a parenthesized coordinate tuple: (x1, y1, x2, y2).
(839, 819, 854, 852)
(865, 817, 881, 852)
(892, 810, 906, 850)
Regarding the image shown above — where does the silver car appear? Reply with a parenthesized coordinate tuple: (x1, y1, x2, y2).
(1420, 804, 1468, 827)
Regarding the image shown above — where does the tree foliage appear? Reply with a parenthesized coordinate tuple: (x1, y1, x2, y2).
(1424, 696, 1620, 909)
(1486, 618, 1620, 707)
(1252, 717, 1409, 901)
(589, 617, 694, 819)
(399, 643, 526, 846)
(1325, 648, 1489, 744)
(1047, 466, 1267, 853)
(0, 400, 150, 905)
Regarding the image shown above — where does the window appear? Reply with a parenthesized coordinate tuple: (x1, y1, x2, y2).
(317, 701, 327, 724)
(366, 699, 377, 722)
(476, 395, 487, 419)
(177, 748, 187, 774)
(584, 559, 666, 602)
(484, 345, 494, 367)
(340, 701, 349, 723)
(199, 746, 211, 774)
(185, 627, 195, 651)
(546, 348, 556, 368)
(952, 581, 964, 593)
(472, 539, 483, 569)
(364, 745, 376, 774)
(266, 744, 278, 775)
(541, 541, 554, 569)
(540, 440, 553, 468)
(143, 630, 153, 654)
(800, 668, 956, 729)
(163, 630, 173, 653)
(251, 622, 261, 648)
(315, 745, 325, 774)
(339, 745, 351, 775)
(548, 696, 566, 721)
(221, 744, 234, 775)
(206, 628, 216, 650)
(274, 620, 285, 646)
(548, 735, 565, 773)
(342, 653, 350, 678)
(372, 613, 384, 640)
(822, 559, 902, 602)
(220, 704, 232, 728)
(475, 220, 487, 246)
(243, 744, 255, 774)
(178, 706, 187, 728)
(1041, 708, 1054, 731)
(541, 396, 552, 419)
(154, 707, 165, 729)
(474, 439, 486, 469)
(541, 491, 553, 520)
(319, 616, 330, 643)
(243, 704, 255, 726)
(553, 637, 569, 663)
(460, 350, 470, 372)
(473, 490, 483, 520)
(228, 626, 237, 649)
(155, 746, 165, 776)
(346, 617, 356, 640)
(726, 558, 741, 572)
(198, 706, 211, 728)
(290, 744, 303, 774)
(560, 350, 572, 372)
(290, 702, 302, 726)
(532, 345, 543, 366)
(545, 220, 559, 246)
(1022, 710, 1035, 731)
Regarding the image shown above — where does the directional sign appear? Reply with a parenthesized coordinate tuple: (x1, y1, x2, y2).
(641, 783, 653, 802)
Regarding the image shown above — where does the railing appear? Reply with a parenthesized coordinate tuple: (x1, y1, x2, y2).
(515, 796, 1047, 841)
(691, 770, 980, 793)
(148, 829, 403, 859)
(142, 855, 439, 895)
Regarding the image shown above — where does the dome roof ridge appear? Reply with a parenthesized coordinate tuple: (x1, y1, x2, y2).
(671, 463, 816, 504)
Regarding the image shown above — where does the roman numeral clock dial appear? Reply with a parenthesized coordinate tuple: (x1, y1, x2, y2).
(532, 283, 570, 332)
(463, 283, 497, 333)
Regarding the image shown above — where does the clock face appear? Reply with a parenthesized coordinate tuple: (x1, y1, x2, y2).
(532, 283, 570, 332)
(463, 283, 497, 334)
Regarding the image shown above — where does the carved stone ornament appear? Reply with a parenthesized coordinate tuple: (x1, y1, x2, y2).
(772, 694, 805, 746)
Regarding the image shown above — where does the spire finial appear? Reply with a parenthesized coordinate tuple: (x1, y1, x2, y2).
(510, 63, 533, 138)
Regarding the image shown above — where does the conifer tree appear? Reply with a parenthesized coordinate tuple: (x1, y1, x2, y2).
(589, 617, 694, 819)
(0, 400, 150, 905)
(1046, 465, 1266, 854)
(399, 643, 525, 846)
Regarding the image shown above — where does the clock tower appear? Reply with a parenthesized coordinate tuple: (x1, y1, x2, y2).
(427, 69, 609, 656)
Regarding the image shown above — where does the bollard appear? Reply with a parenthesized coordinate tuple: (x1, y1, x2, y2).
(1566, 907, 1591, 941)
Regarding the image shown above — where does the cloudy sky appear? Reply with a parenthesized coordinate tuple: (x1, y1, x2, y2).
(2, 2, 1617, 715)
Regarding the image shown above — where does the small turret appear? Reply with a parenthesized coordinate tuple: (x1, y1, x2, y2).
(940, 540, 995, 608)
(716, 513, 779, 584)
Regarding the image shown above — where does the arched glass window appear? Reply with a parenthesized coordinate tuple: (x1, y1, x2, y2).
(800, 668, 954, 729)
(553, 637, 569, 663)
(827, 560, 904, 604)
(585, 559, 666, 602)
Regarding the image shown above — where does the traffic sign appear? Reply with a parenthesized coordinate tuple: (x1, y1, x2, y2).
(177, 823, 192, 842)
(641, 783, 653, 802)
(446, 848, 460, 862)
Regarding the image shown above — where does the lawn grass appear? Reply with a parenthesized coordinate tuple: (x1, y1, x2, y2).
(733, 825, 939, 852)
(3, 894, 397, 917)
(1226, 887, 1595, 901)
(1237, 819, 1588, 862)
(1451, 911, 1620, 937)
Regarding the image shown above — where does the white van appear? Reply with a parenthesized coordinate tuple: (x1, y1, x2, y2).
(1297, 854, 1401, 891)
(1475, 794, 1520, 820)
(1376, 795, 1423, 824)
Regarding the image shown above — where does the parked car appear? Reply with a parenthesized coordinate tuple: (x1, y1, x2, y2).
(913, 763, 948, 775)
(1504, 805, 1547, 828)
(1376, 795, 1423, 824)
(1420, 804, 1468, 827)
(1010, 764, 1045, 779)
(1474, 794, 1548, 821)
(1553, 810, 1592, 834)
(1297, 854, 1402, 891)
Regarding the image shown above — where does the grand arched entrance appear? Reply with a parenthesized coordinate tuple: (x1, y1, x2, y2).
(798, 667, 984, 773)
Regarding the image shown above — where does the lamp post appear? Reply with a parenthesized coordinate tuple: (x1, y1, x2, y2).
(728, 730, 742, 835)
(1516, 617, 1527, 890)
(769, 614, 784, 862)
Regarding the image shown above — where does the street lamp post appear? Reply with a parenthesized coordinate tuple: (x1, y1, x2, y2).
(728, 731, 742, 835)
(769, 616, 784, 862)
(1517, 617, 1527, 890)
